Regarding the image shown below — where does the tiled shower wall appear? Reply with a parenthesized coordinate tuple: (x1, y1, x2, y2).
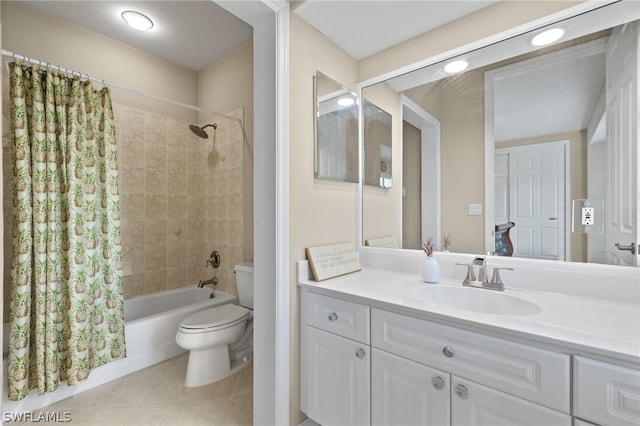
(2, 99, 245, 321)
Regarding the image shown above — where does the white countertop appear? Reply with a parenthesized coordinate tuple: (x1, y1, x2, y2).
(298, 266, 640, 364)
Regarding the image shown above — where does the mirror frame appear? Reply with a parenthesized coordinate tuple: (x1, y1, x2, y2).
(356, 0, 635, 261)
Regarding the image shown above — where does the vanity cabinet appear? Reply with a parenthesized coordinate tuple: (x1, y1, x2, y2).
(302, 291, 371, 426)
(573, 356, 640, 426)
(301, 289, 580, 426)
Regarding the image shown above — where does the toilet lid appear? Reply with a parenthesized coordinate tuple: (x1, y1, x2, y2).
(181, 304, 249, 330)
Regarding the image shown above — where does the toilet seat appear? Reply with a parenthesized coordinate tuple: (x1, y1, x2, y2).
(179, 304, 249, 333)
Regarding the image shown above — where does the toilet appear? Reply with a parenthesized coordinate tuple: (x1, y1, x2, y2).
(176, 262, 254, 387)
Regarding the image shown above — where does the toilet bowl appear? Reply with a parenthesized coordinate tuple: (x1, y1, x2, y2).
(176, 262, 254, 387)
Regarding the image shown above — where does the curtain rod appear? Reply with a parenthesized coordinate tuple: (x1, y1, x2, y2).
(1, 49, 241, 124)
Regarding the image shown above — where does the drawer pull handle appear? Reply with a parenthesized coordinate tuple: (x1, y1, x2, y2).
(431, 376, 446, 390)
(455, 384, 469, 400)
(443, 346, 454, 357)
(355, 348, 366, 360)
(328, 312, 338, 321)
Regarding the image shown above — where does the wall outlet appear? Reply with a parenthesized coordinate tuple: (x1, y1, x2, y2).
(581, 207, 594, 225)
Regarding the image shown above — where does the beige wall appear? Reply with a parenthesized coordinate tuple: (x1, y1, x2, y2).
(1, 3, 252, 322)
(289, 12, 359, 423)
(402, 121, 422, 250)
(198, 40, 254, 262)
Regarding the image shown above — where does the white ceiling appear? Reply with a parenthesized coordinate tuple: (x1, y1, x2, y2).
(18, 0, 253, 71)
(294, 0, 498, 60)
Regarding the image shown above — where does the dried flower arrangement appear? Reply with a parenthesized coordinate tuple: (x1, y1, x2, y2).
(422, 236, 436, 257)
(442, 233, 452, 251)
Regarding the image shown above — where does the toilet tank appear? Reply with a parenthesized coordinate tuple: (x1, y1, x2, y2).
(234, 262, 254, 309)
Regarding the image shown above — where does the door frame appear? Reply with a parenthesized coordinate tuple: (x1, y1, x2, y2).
(400, 94, 441, 247)
(495, 140, 570, 261)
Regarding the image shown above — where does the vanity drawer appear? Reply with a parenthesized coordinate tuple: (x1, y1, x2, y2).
(371, 308, 570, 413)
(304, 292, 369, 344)
(574, 356, 640, 426)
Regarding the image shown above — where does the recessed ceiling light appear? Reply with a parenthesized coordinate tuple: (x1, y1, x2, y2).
(121, 10, 154, 32)
(338, 97, 355, 106)
(444, 60, 469, 74)
(531, 28, 565, 46)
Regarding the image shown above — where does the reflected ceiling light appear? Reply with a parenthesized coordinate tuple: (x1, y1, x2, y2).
(531, 28, 564, 46)
(444, 60, 469, 74)
(338, 97, 355, 106)
(121, 10, 154, 31)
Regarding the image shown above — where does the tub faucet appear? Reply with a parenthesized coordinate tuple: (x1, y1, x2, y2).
(197, 276, 218, 290)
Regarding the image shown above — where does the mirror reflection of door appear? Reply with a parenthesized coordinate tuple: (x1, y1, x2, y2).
(604, 21, 639, 266)
(487, 36, 608, 263)
(495, 142, 567, 260)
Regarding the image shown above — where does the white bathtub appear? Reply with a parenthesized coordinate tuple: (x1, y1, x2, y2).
(2, 287, 237, 414)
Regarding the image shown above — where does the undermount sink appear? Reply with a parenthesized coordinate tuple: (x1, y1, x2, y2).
(415, 286, 542, 316)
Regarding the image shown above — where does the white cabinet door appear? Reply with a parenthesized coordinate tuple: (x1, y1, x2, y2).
(372, 348, 450, 426)
(306, 326, 370, 426)
(451, 377, 571, 426)
(574, 356, 640, 426)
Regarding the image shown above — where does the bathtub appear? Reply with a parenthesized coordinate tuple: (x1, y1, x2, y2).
(2, 287, 237, 414)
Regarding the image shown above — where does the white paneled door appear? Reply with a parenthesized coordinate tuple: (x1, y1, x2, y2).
(604, 21, 639, 266)
(496, 141, 567, 260)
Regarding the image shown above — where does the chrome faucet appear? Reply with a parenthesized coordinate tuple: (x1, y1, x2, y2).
(197, 276, 218, 289)
(455, 257, 513, 291)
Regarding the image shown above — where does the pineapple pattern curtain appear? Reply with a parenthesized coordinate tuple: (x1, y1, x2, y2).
(7, 62, 125, 401)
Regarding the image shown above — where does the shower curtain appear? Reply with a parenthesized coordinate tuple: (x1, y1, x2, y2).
(7, 62, 125, 401)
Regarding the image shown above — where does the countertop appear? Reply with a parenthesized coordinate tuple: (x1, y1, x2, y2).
(298, 266, 640, 364)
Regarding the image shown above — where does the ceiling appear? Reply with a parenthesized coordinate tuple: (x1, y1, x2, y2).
(293, 0, 498, 60)
(17, 0, 499, 71)
(18, 0, 253, 71)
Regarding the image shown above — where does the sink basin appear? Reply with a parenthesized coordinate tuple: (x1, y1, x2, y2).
(415, 286, 542, 316)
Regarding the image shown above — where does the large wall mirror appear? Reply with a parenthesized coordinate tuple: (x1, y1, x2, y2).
(314, 71, 359, 183)
(360, 1, 639, 267)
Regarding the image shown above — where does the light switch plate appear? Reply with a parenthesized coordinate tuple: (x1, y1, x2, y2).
(468, 203, 482, 216)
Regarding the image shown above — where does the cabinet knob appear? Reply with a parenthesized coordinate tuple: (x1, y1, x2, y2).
(355, 348, 366, 360)
(455, 384, 469, 400)
(431, 376, 446, 390)
(442, 346, 454, 357)
(328, 312, 338, 321)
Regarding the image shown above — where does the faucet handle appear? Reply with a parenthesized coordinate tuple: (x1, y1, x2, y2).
(455, 262, 476, 282)
(490, 267, 513, 285)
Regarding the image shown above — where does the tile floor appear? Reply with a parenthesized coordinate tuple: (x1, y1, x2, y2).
(29, 354, 253, 425)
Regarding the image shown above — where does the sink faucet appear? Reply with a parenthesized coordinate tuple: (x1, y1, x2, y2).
(455, 257, 513, 291)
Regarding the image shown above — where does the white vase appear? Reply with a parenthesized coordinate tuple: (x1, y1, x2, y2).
(422, 256, 440, 283)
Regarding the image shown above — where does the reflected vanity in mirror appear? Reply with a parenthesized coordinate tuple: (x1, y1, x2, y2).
(314, 71, 358, 183)
(359, 2, 639, 267)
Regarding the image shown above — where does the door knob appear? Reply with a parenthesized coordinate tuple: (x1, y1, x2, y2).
(355, 348, 366, 359)
(615, 242, 637, 255)
(328, 312, 338, 321)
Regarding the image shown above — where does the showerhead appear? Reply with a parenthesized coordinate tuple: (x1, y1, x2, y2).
(189, 123, 217, 139)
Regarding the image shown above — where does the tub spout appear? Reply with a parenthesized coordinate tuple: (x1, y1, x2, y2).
(197, 276, 218, 291)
